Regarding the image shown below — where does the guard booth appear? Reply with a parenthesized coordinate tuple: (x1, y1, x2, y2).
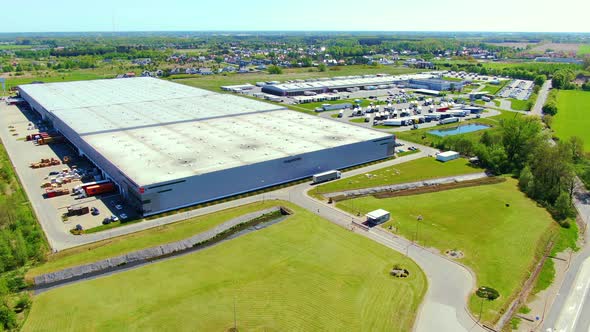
(366, 209, 390, 225)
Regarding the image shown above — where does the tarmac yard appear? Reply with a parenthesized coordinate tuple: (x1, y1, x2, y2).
(0, 102, 135, 242)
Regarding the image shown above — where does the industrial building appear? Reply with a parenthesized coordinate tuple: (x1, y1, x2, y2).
(407, 78, 464, 91)
(261, 73, 438, 96)
(18, 77, 395, 216)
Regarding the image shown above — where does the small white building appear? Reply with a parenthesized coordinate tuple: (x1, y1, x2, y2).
(366, 209, 390, 224)
(436, 151, 460, 162)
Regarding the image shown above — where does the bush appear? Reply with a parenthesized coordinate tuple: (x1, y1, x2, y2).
(267, 65, 283, 75)
(543, 102, 558, 116)
(0, 305, 16, 330)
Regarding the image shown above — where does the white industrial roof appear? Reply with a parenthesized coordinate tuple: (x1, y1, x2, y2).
(438, 151, 459, 157)
(20, 78, 390, 186)
(366, 209, 390, 219)
(270, 73, 437, 91)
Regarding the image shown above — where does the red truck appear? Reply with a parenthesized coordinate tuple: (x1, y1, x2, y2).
(83, 182, 115, 197)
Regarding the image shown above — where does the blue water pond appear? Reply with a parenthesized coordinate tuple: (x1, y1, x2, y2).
(429, 124, 490, 137)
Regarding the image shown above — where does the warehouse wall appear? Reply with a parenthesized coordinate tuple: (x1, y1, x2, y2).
(140, 136, 394, 215)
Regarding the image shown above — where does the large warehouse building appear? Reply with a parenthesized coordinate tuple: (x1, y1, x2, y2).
(260, 73, 438, 96)
(19, 78, 395, 216)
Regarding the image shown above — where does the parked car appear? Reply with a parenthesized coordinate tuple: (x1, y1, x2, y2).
(115, 204, 123, 210)
(48, 171, 60, 176)
(102, 218, 111, 225)
(120, 213, 128, 220)
(91, 207, 100, 215)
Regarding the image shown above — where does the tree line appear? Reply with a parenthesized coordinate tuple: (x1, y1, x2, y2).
(0, 144, 47, 330)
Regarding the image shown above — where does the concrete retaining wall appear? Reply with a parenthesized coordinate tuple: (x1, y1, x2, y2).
(325, 172, 488, 199)
(34, 207, 283, 286)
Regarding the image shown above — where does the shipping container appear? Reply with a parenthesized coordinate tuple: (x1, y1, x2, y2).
(84, 182, 115, 196)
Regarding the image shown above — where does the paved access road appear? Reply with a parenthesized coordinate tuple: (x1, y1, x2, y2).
(542, 180, 590, 332)
(531, 80, 552, 116)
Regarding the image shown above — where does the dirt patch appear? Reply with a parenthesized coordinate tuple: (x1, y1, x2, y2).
(445, 249, 464, 259)
(390, 267, 410, 278)
(371, 177, 505, 200)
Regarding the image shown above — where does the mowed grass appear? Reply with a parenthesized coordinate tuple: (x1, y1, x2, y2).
(315, 157, 481, 194)
(510, 98, 531, 111)
(26, 201, 283, 279)
(23, 203, 426, 332)
(553, 90, 590, 151)
(336, 179, 556, 324)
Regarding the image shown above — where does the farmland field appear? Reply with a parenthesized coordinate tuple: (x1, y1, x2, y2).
(23, 203, 426, 332)
(578, 45, 590, 56)
(553, 90, 590, 151)
(336, 178, 556, 324)
(314, 157, 481, 194)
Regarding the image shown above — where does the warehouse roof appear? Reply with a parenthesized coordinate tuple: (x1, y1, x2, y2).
(265, 73, 437, 92)
(20, 78, 391, 186)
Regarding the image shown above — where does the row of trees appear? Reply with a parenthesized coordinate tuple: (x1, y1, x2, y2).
(0, 149, 47, 329)
(436, 116, 579, 223)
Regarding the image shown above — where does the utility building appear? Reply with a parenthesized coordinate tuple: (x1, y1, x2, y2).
(19, 78, 395, 216)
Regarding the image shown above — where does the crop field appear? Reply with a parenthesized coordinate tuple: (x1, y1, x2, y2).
(314, 157, 481, 194)
(336, 178, 556, 324)
(553, 90, 590, 151)
(530, 43, 583, 54)
(23, 204, 426, 332)
(578, 45, 590, 56)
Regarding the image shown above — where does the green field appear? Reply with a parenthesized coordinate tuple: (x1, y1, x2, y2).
(480, 81, 508, 95)
(553, 90, 590, 151)
(315, 157, 481, 194)
(337, 178, 556, 324)
(26, 201, 285, 279)
(510, 98, 531, 111)
(578, 45, 590, 56)
(23, 204, 426, 332)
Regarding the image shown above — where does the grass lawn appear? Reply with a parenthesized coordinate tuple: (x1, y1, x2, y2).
(26, 201, 284, 279)
(336, 178, 556, 324)
(23, 203, 426, 332)
(314, 157, 481, 194)
(510, 98, 531, 111)
(553, 90, 590, 151)
(480, 82, 507, 95)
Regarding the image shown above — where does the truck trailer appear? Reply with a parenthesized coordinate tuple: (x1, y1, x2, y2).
(312, 170, 342, 184)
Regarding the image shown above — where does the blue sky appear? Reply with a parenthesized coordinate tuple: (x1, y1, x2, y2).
(3, 0, 589, 33)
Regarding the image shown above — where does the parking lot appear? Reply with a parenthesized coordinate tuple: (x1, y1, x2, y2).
(498, 79, 534, 100)
(0, 102, 137, 239)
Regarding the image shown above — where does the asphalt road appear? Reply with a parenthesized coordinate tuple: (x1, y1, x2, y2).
(542, 180, 590, 332)
(531, 80, 552, 116)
